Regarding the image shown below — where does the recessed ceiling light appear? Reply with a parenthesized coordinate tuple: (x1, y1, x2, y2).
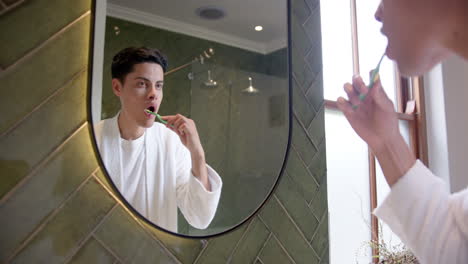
(255, 26, 263, 31)
(196, 6, 226, 20)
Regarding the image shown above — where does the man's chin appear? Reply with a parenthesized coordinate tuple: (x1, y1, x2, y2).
(146, 121, 155, 128)
(397, 58, 440, 78)
(140, 120, 155, 128)
(397, 47, 449, 77)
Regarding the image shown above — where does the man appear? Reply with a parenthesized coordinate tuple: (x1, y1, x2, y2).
(336, 0, 468, 263)
(95, 47, 222, 232)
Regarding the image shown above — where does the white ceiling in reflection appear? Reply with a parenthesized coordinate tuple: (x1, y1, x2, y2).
(107, 0, 288, 54)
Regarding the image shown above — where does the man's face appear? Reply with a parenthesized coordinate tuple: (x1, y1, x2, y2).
(112, 62, 164, 128)
(376, 0, 450, 76)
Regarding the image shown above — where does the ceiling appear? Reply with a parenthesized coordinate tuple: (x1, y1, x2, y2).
(107, 0, 288, 54)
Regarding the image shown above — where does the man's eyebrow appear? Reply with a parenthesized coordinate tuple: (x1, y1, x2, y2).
(135, 76, 151, 82)
(134, 77, 164, 84)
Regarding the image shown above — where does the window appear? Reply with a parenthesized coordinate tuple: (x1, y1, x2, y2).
(321, 0, 427, 263)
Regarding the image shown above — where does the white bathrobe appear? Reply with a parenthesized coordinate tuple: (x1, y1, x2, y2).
(94, 114, 222, 232)
(374, 160, 468, 263)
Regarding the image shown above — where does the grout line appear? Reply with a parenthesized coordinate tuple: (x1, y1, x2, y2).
(256, 257, 265, 264)
(192, 240, 209, 264)
(133, 221, 183, 264)
(309, 220, 320, 245)
(292, 111, 319, 151)
(0, 67, 87, 139)
(9, 0, 25, 8)
(63, 203, 119, 264)
(92, 174, 184, 264)
(304, 73, 325, 113)
(0, 0, 7, 8)
(305, 137, 325, 164)
(292, 74, 314, 111)
(300, 3, 313, 26)
(302, 41, 321, 73)
(291, 71, 299, 89)
(300, 11, 315, 41)
(93, 234, 125, 264)
(0, 10, 90, 77)
(0, 122, 88, 205)
(272, 194, 316, 251)
(305, 68, 323, 92)
(304, 0, 320, 15)
(257, 215, 298, 264)
(5, 172, 95, 263)
(253, 232, 272, 261)
(274, 195, 324, 262)
(307, 201, 321, 223)
(290, 144, 320, 188)
(226, 217, 256, 262)
(309, 213, 329, 263)
(307, 170, 327, 215)
(305, 101, 324, 132)
(270, 234, 298, 264)
(130, 222, 184, 263)
(0, 0, 24, 17)
(309, 209, 327, 245)
(307, 185, 323, 222)
(291, 67, 318, 113)
(299, 39, 314, 62)
(316, 136, 326, 154)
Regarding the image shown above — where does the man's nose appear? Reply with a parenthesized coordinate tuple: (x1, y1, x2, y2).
(374, 2, 383, 22)
(147, 85, 158, 100)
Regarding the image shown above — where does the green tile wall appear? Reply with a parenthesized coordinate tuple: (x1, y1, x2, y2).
(101, 16, 280, 120)
(0, 0, 328, 263)
(68, 238, 116, 264)
(3, 0, 24, 8)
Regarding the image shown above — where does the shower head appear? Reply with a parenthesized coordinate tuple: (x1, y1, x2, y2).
(203, 70, 218, 88)
(242, 77, 259, 95)
(194, 48, 214, 64)
(204, 48, 215, 59)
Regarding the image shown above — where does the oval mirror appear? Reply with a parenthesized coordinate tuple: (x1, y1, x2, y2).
(91, 0, 291, 237)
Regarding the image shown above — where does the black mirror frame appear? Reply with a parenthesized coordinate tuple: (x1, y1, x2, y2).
(86, 0, 293, 239)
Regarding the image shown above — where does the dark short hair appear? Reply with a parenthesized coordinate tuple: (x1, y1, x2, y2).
(111, 47, 168, 82)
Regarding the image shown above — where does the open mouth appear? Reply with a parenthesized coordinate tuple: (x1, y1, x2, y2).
(144, 106, 156, 119)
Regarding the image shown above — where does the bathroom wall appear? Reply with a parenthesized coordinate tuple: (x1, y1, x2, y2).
(184, 63, 289, 235)
(0, 0, 328, 263)
(424, 55, 468, 193)
(101, 16, 276, 120)
(440, 55, 468, 193)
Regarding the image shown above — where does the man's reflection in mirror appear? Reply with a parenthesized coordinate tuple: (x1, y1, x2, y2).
(95, 47, 222, 232)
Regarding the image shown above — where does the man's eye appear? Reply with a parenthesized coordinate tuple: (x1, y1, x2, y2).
(137, 81, 145, 87)
(157, 84, 163, 89)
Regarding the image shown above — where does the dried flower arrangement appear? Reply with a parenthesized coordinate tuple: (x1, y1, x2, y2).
(356, 220, 419, 264)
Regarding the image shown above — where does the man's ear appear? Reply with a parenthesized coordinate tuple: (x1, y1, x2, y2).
(112, 78, 123, 97)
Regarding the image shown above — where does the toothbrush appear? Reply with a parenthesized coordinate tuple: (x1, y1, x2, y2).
(352, 53, 386, 109)
(144, 109, 167, 124)
(359, 53, 385, 101)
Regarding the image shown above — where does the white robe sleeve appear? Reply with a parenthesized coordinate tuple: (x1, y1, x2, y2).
(174, 141, 222, 229)
(374, 160, 468, 264)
